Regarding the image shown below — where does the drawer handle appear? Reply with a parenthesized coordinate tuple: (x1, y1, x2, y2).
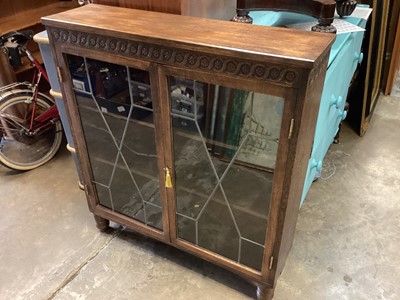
(354, 52, 364, 65)
(310, 159, 323, 172)
(338, 109, 347, 121)
(330, 95, 343, 109)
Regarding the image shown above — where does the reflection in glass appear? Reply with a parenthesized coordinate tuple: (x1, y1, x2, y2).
(66, 54, 162, 230)
(198, 186, 240, 262)
(171, 76, 284, 271)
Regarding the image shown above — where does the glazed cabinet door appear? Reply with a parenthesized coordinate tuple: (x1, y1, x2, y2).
(60, 50, 293, 278)
(63, 53, 167, 238)
(160, 67, 290, 276)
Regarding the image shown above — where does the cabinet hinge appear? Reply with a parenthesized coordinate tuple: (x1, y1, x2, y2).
(269, 256, 274, 270)
(84, 185, 89, 197)
(288, 118, 295, 139)
(56, 66, 63, 83)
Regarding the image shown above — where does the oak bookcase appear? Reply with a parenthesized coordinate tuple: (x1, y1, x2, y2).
(43, 5, 334, 299)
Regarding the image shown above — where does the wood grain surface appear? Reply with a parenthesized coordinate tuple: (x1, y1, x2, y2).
(42, 4, 335, 68)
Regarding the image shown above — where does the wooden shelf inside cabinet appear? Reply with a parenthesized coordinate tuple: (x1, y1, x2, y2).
(42, 4, 334, 299)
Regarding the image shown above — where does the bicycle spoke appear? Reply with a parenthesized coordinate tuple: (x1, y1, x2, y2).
(0, 114, 29, 131)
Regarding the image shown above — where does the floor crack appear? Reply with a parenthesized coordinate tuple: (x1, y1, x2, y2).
(47, 228, 121, 300)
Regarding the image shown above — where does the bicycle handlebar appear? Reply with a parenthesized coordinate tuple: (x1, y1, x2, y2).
(0, 30, 34, 47)
(1, 30, 35, 67)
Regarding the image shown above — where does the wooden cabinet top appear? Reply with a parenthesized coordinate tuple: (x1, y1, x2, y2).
(42, 4, 334, 68)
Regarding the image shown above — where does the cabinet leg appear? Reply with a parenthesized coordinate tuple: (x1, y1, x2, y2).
(94, 215, 109, 232)
(334, 102, 349, 144)
(333, 128, 341, 144)
(256, 284, 274, 300)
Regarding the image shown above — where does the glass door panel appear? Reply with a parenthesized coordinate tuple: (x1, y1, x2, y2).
(65, 54, 162, 230)
(169, 76, 284, 271)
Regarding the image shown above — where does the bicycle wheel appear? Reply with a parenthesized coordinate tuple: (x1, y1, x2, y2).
(0, 90, 63, 171)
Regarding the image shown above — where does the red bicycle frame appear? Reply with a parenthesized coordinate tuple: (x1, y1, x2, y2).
(25, 48, 59, 132)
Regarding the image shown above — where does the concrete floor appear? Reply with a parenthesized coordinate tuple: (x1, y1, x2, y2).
(1, 94, 399, 300)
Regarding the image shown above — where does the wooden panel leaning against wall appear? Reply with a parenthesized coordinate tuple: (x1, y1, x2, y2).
(92, 0, 237, 20)
(346, 0, 391, 136)
(382, 1, 400, 95)
(384, 13, 400, 95)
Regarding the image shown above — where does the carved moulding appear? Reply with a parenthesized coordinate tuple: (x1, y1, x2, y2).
(49, 27, 300, 87)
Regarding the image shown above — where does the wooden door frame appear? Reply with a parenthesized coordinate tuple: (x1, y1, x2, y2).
(52, 43, 170, 244)
(385, 13, 400, 95)
(370, 0, 390, 108)
(360, 0, 391, 135)
(156, 63, 299, 285)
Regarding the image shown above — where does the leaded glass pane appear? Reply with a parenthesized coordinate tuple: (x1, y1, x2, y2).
(171, 76, 283, 271)
(66, 54, 162, 231)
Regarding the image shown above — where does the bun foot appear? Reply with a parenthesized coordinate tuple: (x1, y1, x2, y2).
(256, 284, 274, 300)
(94, 215, 109, 232)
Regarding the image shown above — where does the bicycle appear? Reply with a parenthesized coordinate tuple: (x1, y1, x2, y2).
(0, 30, 63, 171)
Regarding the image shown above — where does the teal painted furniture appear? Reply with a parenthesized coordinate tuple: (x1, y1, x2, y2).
(251, 7, 367, 206)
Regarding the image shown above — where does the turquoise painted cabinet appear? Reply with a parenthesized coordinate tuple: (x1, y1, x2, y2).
(251, 8, 367, 205)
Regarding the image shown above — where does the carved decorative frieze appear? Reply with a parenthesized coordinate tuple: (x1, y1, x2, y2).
(49, 27, 299, 86)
